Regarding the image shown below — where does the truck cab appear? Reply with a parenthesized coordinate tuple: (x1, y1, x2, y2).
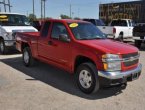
(0, 12, 37, 54)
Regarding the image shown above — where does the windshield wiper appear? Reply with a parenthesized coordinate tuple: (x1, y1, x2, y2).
(79, 38, 90, 40)
(86, 37, 106, 40)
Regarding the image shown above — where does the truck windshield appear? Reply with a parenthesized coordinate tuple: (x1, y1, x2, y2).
(0, 14, 30, 26)
(69, 23, 106, 40)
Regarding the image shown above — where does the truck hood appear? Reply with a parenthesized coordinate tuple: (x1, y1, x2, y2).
(2, 26, 38, 32)
(78, 39, 138, 54)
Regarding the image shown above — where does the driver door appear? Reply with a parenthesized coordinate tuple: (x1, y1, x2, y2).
(46, 22, 72, 71)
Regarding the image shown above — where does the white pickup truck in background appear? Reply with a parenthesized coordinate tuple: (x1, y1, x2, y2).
(83, 19, 135, 41)
(0, 13, 37, 54)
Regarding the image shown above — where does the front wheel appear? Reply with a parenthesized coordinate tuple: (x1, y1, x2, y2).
(0, 39, 6, 54)
(23, 47, 34, 67)
(76, 63, 99, 94)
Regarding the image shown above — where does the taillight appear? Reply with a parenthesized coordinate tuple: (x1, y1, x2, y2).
(113, 28, 116, 34)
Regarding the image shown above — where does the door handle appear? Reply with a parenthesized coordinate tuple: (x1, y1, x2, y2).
(48, 41, 53, 45)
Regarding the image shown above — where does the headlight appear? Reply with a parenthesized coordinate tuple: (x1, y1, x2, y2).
(102, 54, 121, 71)
(4, 32, 12, 40)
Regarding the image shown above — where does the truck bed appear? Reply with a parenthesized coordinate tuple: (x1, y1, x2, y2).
(16, 32, 40, 52)
(16, 32, 40, 38)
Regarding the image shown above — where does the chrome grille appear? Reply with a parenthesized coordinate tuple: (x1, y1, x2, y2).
(122, 52, 139, 67)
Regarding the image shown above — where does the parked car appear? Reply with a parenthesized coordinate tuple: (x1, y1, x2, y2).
(83, 19, 106, 26)
(16, 19, 142, 94)
(133, 23, 145, 48)
(0, 12, 38, 54)
(84, 19, 135, 41)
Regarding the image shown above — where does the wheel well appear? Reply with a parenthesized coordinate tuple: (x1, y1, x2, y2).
(21, 42, 29, 52)
(74, 56, 96, 72)
(119, 32, 123, 36)
(0, 37, 4, 41)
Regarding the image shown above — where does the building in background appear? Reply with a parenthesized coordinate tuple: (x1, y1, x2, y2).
(99, 0, 145, 24)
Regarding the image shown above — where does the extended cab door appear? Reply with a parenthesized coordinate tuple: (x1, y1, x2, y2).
(37, 21, 51, 58)
(45, 22, 72, 71)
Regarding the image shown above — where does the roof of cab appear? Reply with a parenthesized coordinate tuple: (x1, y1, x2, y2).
(45, 19, 89, 23)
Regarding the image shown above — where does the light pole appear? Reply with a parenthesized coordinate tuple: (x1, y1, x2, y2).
(69, 0, 72, 18)
(41, 0, 43, 19)
(43, 0, 47, 19)
(33, 0, 35, 19)
(3, 0, 6, 12)
(8, 0, 11, 12)
(70, 4, 72, 18)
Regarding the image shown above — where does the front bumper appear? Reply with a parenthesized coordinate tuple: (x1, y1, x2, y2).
(98, 64, 142, 86)
(4, 40, 15, 47)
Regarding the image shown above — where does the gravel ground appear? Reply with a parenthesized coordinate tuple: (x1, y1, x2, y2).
(0, 45, 145, 110)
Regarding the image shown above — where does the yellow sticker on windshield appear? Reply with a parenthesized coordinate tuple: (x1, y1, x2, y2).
(0, 15, 8, 21)
(69, 23, 78, 28)
(0, 15, 7, 19)
(0, 19, 8, 21)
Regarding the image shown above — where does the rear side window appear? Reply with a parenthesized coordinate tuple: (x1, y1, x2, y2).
(41, 21, 51, 37)
(111, 20, 127, 26)
(96, 20, 105, 26)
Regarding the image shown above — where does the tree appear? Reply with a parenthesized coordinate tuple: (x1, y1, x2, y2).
(60, 14, 71, 19)
(28, 13, 37, 21)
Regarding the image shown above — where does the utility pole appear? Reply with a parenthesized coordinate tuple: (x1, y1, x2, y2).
(0, 0, 12, 12)
(8, 0, 11, 12)
(43, 0, 47, 19)
(33, 0, 35, 19)
(41, 0, 43, 19)
(3, 0, 6, 12)
(70, 4, 72, 18)
(33, 0, 35, 15)
(44, 0, 45, 19)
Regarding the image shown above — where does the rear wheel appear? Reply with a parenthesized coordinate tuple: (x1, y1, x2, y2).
(76, 62, 99, 94)
(0, 39, 6, 54)
(23, 47, 34, 67)
(118, 34, 123, 42)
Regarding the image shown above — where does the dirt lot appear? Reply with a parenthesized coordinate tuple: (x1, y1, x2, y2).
(0, 45, 145, 110)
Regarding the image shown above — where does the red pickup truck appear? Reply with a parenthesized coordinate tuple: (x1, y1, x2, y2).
(16, 19, 142, 94)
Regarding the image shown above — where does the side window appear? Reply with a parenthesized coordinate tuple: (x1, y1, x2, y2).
(51, 22, 69, 39)
(121, 20, 127, 26)
(41, 21, 50, 37)
(128, 20, 131, 27)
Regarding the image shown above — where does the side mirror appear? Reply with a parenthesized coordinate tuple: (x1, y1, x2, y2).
(59, 34, 70, 42)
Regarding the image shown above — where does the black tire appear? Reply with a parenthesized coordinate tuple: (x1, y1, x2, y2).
(135, 40, 142, 49)
(23, 47, 34, 67)
(118, 34, 123, 42)
(0, 39, 6, 54)
(76, 62, 99, 94)
(140, 36, 144, 39)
